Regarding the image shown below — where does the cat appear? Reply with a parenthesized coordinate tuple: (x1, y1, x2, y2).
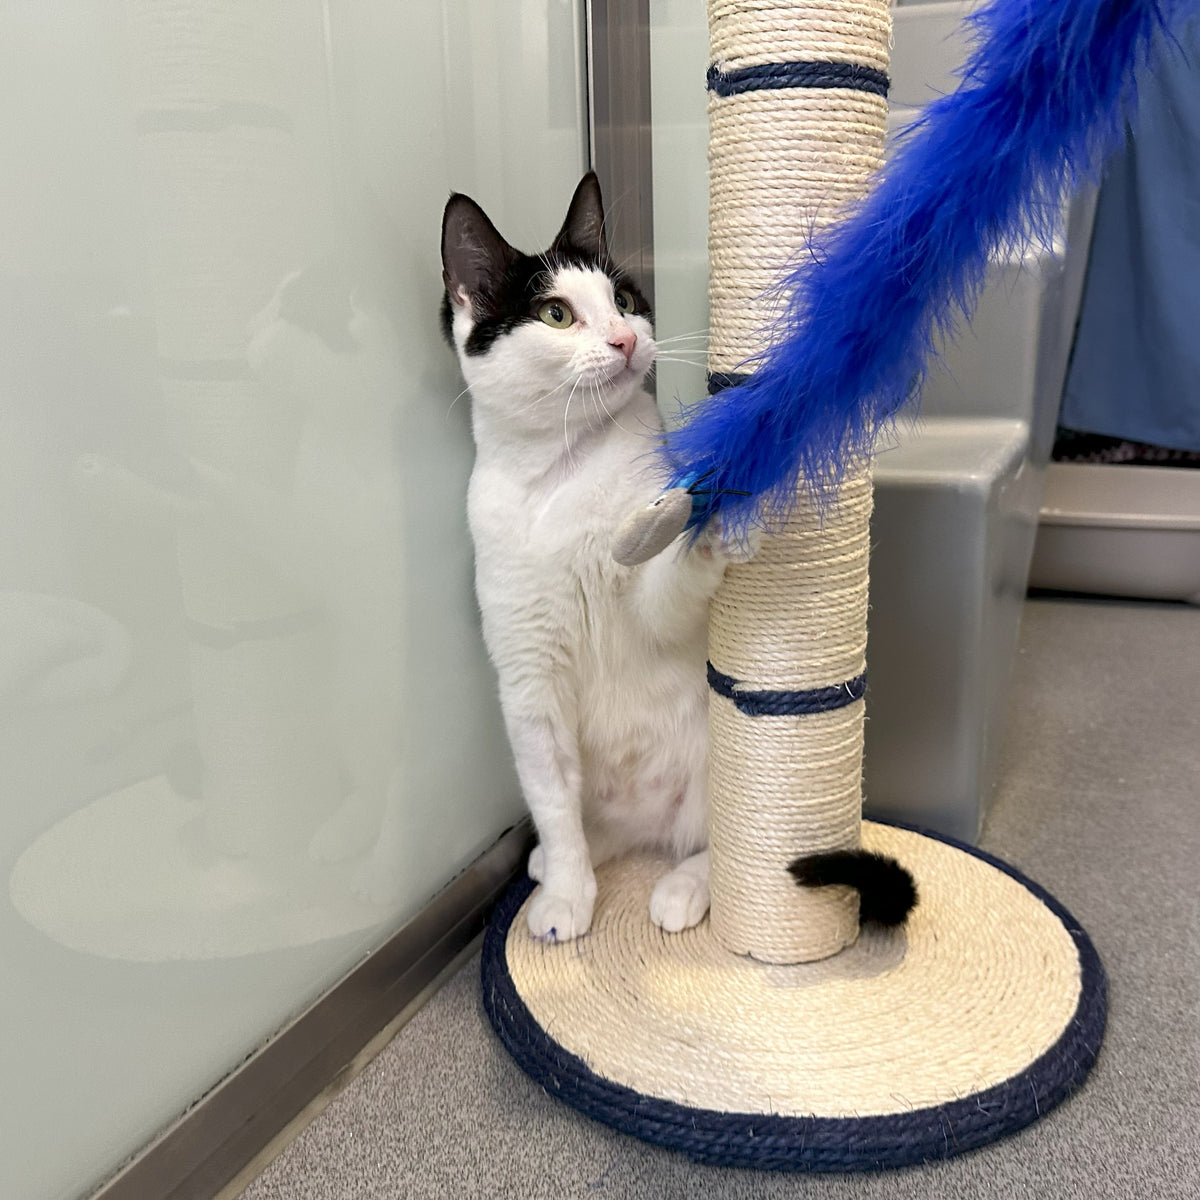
(441, 173, 916, 941)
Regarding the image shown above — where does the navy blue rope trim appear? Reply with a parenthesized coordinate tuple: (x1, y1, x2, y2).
(708, 662, 867, 716)
(481, 821, 1107, 1172)
(707, 60, 890, 99)
(706, 371, 751, 395)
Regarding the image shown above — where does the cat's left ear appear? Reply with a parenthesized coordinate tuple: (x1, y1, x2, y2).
(553, 171, 608, 260)
(441, 193, 518, 310)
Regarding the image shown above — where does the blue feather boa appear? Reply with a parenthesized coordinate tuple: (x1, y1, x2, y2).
(664, 0, 1196, 533)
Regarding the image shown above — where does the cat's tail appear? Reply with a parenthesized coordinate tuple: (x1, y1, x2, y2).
(788, 850, 917, 928)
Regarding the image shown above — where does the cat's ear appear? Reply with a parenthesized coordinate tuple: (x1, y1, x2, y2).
(553, 171, 607, 259)
(441, 194, 517, 310)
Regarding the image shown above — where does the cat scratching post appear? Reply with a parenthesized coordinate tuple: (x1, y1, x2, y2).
(483, 0, 1111, 1169)
(704, 0, 886, 963)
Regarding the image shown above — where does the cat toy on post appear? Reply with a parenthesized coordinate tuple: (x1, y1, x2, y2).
(484, 0, 1191, 1169)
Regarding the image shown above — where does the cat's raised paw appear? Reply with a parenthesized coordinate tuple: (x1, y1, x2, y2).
(526, 882, 595, 942)
(650, 865, 710, 933)
(708, 516, 762, 564)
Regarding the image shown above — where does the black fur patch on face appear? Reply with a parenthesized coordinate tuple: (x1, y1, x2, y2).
(450, 246, 652, 358)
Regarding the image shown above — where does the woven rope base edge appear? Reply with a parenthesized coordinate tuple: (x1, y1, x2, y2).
(481, 822, 1107, 1172)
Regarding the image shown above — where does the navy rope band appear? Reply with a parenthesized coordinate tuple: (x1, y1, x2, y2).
(708, 662, 867, 717)
(706, 371, 751, 395)
(707, 60, 890, 100)
(481, 820, 1107, 1172)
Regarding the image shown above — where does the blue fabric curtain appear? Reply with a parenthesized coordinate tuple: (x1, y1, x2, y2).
(1060, 19, 1200, 451)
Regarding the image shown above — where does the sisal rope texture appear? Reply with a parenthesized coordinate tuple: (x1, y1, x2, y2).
(503, 822, 1085, 1118)
(705, 0, 890, 963)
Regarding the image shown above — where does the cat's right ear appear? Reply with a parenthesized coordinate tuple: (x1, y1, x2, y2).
(553, 171, 607, 259)
(441, 194, 517, 314)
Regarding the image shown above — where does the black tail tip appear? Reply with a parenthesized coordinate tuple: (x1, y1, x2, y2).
(788, 849, 918, 928)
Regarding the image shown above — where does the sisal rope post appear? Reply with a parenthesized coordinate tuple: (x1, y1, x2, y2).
(704, 0, 891, 963)
(485, 0, 1114, 1157)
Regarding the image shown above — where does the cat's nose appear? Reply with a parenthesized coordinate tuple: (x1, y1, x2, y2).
(608, 325, 638, 364)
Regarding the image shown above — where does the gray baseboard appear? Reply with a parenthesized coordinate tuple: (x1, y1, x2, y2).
(90, 821, 533, 1200)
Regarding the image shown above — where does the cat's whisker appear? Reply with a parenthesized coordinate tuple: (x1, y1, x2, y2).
(590, 380, 641, 438)
(510, 376, 573, 419)
(583, 378, 601, 434)
(653, 331, 711, 345)
(587, 381, 607, 431)
(589, 380, 609, 424)
(443, 382, 474, 420)
(562, 373, 584, 468)
(590, 386, 609, 434)
(611, 247, 643, 280)
(595, 386, 618, 434)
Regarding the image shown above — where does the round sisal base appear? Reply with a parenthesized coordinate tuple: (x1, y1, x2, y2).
(482, 821, 1106, 1171)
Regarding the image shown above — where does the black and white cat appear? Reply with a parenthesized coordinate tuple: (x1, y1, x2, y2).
(441, 173, 915, 942)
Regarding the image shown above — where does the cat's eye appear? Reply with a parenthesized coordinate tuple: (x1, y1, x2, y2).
(614, 288, 635, 313)
(537, 299, 575, 329)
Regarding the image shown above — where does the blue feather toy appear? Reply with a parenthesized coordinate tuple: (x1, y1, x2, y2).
(662, 0, 1197, 536)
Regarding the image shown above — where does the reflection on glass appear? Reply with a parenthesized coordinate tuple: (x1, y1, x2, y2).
(649, 0, 712, 422)
(1, 2, 583, 1197)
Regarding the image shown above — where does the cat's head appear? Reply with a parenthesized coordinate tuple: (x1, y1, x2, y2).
(440, 173, 655, 434)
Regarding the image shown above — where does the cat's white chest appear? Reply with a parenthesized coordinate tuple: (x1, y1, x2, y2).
(469, 456, 622, 633)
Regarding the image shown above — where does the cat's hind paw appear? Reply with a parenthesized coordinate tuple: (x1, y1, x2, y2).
(650, 864, 710, 933)
(527, 845, 545, 882)
(526, 878, 596, 942)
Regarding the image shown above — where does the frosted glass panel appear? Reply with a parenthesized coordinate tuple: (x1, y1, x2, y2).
(0, 3, 584, 1197)
(649, 0, 711, 421)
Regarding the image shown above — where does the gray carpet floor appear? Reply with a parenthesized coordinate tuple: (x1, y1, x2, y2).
(240, 597, 1200, 1200)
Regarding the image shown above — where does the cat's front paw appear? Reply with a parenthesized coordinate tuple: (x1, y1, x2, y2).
(704, 516, 762, 564)
(526, 876, 596, 942)
(650, 865, 710, 933)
